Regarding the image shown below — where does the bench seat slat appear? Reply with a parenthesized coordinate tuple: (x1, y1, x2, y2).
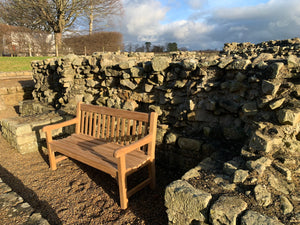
(50, 134, 150, 177)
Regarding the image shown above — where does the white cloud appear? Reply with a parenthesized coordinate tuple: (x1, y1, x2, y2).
(186, 0, 207, 9)
(120, 0, 300, 50)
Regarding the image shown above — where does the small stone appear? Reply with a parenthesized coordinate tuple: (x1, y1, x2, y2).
(235, 72, 247, 81)
(182, 168, 200, 180)
(287, 55, 300, 69)
(151, 56, 170, 71)
(246, 157, 272, 174)
(120, 79, 138, 90)
(242, 102, 258, 116)
(269, 98, 285, 110)
(241, 210, 284, 225)
(277, 109, 300, 126)
(210, 195, 247, 225)
(21, 202, 31, 208)
(233, 169, 249, 183)
(119, 60, 135, 69)
(273, 162, 292, 181)
(165, 133, 178, 144)
(268, 174, 290, 195)
(249, 131, 281, 153)
(218, 57, 233, 69)
(177, 137, 202, 152)
(262, 80, 280, 96)
(149, 105, 163, 116)
(226, 59, 251, 70)
(254, 184, 272, 207)
(269, 62, 284, 78)
(280, 196, 293, 214)
(182, 59, 198, 71)
(144, 84, 153, 92)
(165, 180, 212, 224)
(122, 100, 138, 111)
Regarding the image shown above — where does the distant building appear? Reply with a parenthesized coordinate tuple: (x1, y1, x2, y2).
(0, 24, 55, 56)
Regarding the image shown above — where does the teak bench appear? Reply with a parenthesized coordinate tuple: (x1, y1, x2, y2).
(42, 102, 158, 209)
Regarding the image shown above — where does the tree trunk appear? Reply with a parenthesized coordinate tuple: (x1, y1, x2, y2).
(89, 14, 93, 35)
(89, 7, 94, 35)
(54, 32, 62, 56)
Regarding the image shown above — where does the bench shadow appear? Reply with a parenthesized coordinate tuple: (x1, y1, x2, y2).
(0, 164, 63, 225)
(73, 158, 182, 225)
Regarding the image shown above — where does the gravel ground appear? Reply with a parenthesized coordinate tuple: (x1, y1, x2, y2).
(0, 133, 182, 225)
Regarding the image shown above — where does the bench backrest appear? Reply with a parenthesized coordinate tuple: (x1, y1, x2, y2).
(75, 103, 154, 146)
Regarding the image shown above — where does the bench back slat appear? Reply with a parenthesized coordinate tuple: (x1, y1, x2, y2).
(77, 103, 151, 146)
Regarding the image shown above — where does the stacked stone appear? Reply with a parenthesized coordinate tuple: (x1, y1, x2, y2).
(223, 37, 300, 57)
(27, 39, 300, 224)
(28, 39, 300, 171)
(0, 113, 65, 154)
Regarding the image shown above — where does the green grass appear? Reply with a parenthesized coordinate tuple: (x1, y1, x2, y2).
(0, 56, 53, 72)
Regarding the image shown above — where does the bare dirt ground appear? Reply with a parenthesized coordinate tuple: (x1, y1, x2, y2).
(0, 78, 182, 224)
(0, 133, 180, 225)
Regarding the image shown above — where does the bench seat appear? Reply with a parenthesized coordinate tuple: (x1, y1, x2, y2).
(50, 134, 150, 178)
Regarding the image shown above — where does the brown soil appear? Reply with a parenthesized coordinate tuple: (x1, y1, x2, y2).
(0, 131, 181, 225)
(0, 84, 181, 224)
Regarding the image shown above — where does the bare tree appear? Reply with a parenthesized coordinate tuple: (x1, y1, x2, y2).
(84, 0, 123, 35)
(1, 0, 87, 56)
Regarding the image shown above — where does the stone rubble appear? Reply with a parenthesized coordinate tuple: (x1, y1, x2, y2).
(1, 38, 299, 224)
(0, 178, 49, 225)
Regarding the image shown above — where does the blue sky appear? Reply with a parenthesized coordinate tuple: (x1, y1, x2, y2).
(118, 0, 300, 50)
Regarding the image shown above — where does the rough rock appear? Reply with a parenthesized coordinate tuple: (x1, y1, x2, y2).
(241, 210, 284, 225)
(151, 56, 170, 71)
(254, 184, 272, 207)
(177, 137, 202, 152)
(249, 131, 281, 153)
(165, 180, 212, 225)
(246, 157, 272, 174)
(280, 196, 293, 215)
(209, 195, 247, 225)
(233, 169, 249, 183)
(277, 109, 300, 126)
(261, 80, 281, 96)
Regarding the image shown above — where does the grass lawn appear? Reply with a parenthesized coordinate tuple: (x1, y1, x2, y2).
(0, 56, 53, 72)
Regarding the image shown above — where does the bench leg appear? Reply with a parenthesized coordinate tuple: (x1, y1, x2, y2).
(48, 147, 57, 170)
(118, 156, 128, 209)
(149, 160, 156, 189)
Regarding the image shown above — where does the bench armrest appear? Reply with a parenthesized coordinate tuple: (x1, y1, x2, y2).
(42, 117, 79, 133)
(113, 134, 153, 158)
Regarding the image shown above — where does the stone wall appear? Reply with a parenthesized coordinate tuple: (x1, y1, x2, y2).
(28, 38, 300, 224)
(29, 38, 300, 172)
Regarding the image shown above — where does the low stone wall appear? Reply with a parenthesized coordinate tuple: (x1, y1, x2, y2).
(26, 38, 300, 224)
(29, 38, 300, 171)
(0, 71, 32, 79)
(0, 112, 71, 154)
(0, 72, 34, 112)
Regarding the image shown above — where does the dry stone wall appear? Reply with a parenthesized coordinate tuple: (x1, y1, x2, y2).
(29, 38, 300, 172)
(28, 38, 300, 224)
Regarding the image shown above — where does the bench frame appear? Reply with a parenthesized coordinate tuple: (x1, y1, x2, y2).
(42, 102, 158, 209)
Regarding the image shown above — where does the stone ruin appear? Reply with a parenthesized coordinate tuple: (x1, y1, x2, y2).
(1, 38, 300, 224)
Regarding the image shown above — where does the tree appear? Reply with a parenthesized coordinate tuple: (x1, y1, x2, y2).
(166, 42, 178, 52)
(145, 42, 151, 52)
(0, 0, 123, 56)
(64, 32, 123, 55)
(84, 0, 123, 35)
(1, 0, 87, 56)
(152, 45, 164, 52)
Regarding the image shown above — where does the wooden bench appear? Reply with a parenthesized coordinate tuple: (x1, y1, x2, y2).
(42, 102, 158, 209)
